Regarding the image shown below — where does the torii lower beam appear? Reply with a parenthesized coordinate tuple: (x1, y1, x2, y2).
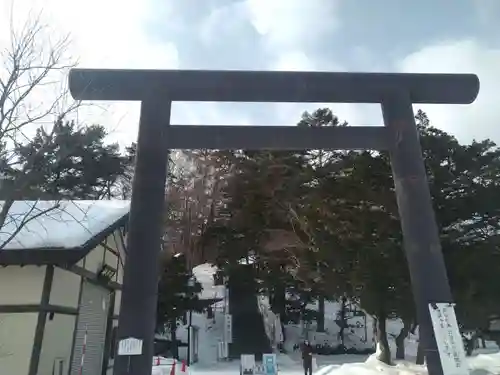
(68, 68, 479, 375)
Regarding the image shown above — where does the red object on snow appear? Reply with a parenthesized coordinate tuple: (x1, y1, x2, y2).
(181, 360, 187, 373)
(170, 360, 176, 375)
(155, 356, 160, 366)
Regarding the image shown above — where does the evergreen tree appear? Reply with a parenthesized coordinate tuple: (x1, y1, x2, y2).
(156, 254, 202, 358)
(200, 107, 500, 363)
(8, 120, 129, 199)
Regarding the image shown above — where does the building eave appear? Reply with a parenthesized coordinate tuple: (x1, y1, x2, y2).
(0, 213, 129, 266)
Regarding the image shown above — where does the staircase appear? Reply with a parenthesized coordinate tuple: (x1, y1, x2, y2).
(228, 264, 272, 360)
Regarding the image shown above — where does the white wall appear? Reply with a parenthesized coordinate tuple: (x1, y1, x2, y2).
(50, 267, 81, 308)
(109, 231, 126, 285)
(0, 228, 127, 375)
(38, 313, 75, 375)
(114, 290, 121, 317)
(0, 312, 38, 375)
(83, 243, 106, 273)
(0, 266, 45, 304)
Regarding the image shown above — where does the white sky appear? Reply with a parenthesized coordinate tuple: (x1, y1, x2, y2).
(1, 0, 499, 148)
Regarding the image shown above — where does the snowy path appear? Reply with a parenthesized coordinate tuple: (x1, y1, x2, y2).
(155, 264, 500, 375)
(158, 352, 500, 375)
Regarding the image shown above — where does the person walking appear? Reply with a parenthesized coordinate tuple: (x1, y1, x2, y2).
(301, 340, 313, 375)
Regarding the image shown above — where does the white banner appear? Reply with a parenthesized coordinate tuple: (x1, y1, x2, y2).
(224, 314, 233, 344)
(218, 341, 228, 360)
(428, 303, 468, 375)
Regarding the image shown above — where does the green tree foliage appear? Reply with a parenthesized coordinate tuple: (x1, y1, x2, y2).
(156, 254, 202, 358)
(8, 120, 129, 199)
(201, 107, 500, 364)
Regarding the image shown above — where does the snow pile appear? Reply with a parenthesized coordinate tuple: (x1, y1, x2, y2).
(0, 200, 130, 249)
(324, 352, 500, 374)
(468, 352, 500, 373)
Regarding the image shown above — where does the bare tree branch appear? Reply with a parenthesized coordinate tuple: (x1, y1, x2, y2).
(0, 201, 61, 249)
(162, 150, 231, 266)
(0, 10, 81, 249)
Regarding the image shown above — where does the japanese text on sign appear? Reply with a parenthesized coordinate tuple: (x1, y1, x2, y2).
(428, 303, 468, 375)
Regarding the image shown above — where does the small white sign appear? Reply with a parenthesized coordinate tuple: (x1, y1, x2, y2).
(428, 303, 468, 375)
(224, 314, 233, 344)
(241, 354, 255, 375)
(118, 337, 143, 356)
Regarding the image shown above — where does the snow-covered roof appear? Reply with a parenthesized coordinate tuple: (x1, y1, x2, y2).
(0, 200, 130, 250)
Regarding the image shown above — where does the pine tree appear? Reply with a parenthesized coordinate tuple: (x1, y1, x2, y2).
(10, 120, 129, 199)
(156, 254, 202, 358)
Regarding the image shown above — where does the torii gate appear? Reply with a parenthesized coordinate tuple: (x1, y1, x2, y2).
(68, 69, 479, 375)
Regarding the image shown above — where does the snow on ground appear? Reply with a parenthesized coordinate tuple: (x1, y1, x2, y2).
(174, 264, 227, 365)
(154, 352, 500, 375)
(193, 264, 226, 305)
(319, 352, 500, 375)
(155, 266, 500, 374)
(259, 295, 500, 374)
(0, 200, 130, 249)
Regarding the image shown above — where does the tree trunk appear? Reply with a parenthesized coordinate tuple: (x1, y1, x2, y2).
(464, 336, 475, 356)
(317, 296, 325, 332)
(375, 311, 392, 365)
(339, 296, 347, 347)
(170, 320, 179, 359)
(182, 312, 187, 325)
(270, 284, 286, 316)
(416, 341, 425, 365)
(395, 319, 412, 360)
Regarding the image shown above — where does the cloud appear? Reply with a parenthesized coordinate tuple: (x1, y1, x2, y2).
(1, 0, 380, 147)
(245, 0, 341, 51)
(0, 0, 179, 146)
(151, 0, 370, 131)
(473, 0, 500, 30)
(398, 39, 500, 143)
(3, 0, 497, 150)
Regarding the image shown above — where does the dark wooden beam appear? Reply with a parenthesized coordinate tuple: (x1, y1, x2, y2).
(69, 69, 479, 104)
(100, 240, 120, 257)
(167, 125, 388, 150)
(0, 304, 78, 315)
(28, 266, 54, 375)
(65, 264, 122, 290)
